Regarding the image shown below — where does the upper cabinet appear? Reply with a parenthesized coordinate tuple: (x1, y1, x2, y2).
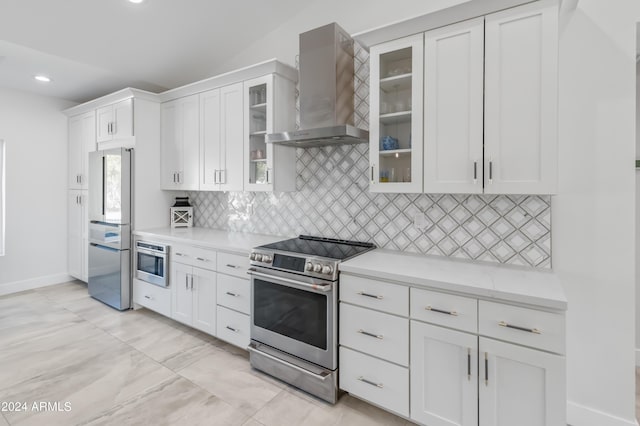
(97, 98, 134, 145)
(369, 34, 424, 194)
(370, 1, 558, 195)
(161, 94, 200, 190)
(484, 1, 558, 194)
(68, 111, 96, 190)
(243, 75, 296, 192)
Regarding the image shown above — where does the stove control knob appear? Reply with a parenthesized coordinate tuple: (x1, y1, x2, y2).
(249, 253, 256, 261)
(321, 265, 333, 275)
(313, 264, 323, 273)
(254, 254, 263, 262)
(305, 262, 313, 271)
(262, 255, 272, 263)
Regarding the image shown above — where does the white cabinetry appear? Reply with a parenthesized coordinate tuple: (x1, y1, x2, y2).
(67, 190, 87, 281)
(423, 18, 484, 194)
(161, 94, 200, 190)
(369, 34, 424, 193)
(243, 75, 296, 192)
(68, 111, 96, 189)
(215, 251, 251, 348)
(200, 83, 244, 191)
(484, 1, 558, 194)
(97, 98, 133, 144)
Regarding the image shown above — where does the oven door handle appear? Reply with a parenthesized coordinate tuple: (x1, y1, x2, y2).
(136, 247, 166, 258)
(248, 268, 333, 293)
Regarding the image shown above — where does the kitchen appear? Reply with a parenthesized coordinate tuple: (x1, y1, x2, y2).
(0, 0, 638, 425)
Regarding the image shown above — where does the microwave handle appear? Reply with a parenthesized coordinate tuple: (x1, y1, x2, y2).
(248, 268, 332, 293)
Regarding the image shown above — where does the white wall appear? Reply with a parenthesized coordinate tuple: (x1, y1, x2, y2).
(0, 87, 75, 293)
(555, 1, 640, 425)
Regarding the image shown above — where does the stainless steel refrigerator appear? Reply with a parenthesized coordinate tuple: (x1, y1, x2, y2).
(88, 148, 132, 310)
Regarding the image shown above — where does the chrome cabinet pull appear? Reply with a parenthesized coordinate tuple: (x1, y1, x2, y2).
(213, 170, 218, 184)
(144, 295, 152, 300)
(112, 121, 117, 135)
(498, 321, 541, 334)
(190, 275, 194, 290)
(266, 169, 270, 184)
(225, 291, 239, 297)
(357, 376, 383, 389)
(488, 160, 493, 184)
(467, 348, 471, 381)
(226, 264, 241, 269)
(175, 252, 186, 257)
(196, 257, 209, 262)
(226, 326, 238, 333)
(484, 352, 488, 386)
(371, 166, 374, 181)
(185, 275, 188, 290)
(222, 169, 227, 184)
(357, 291, 383, 300)
(425, 306, 458, 316)
(357, 329, 383, 340)
(473, 161, 478, 184)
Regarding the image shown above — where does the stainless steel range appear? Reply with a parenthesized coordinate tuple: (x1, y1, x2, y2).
(248, 235, 375, 403)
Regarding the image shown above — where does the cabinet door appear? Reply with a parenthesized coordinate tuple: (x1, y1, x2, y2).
(192, 266, 216, 335)
(410, 321, 478, 426)
(68, 190, 83, 280)
(424, 18, 484, 194)
(181, 95, 200, 190)
(171, 262, 193, 326)
(68, 115, 83, 189)
(244, 75, 273, 192)
(479, 337, 565, 426)
(220, 82, 244, 192)
(80, 111, 96, 189)
(484, 1, 558, 194)
(112, 98, 133, 140)
(161, 100, 182, 189)
(370, 34, 424, 193)
(200, 88, 222, 191)
(96, 105, 113, 143)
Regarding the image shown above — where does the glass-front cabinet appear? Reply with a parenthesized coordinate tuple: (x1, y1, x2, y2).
(369, 34, 424, 193)
(243, 75, 296, 192)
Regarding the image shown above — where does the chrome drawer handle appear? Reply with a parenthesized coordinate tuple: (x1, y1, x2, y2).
(425, 306, 458, 316)
(498, 321, 541, 334)
(357, 376, 383, 389)
(175, 252, 186, 257)
(225, 291, 239, 297)
(357, 329, 383, 340)
(357, 291, 383, 300)
(226, 264, 241, 269)
(226, 326, 239, 333)
(144, 295, 152, 300)
(196, 257, 209, 262)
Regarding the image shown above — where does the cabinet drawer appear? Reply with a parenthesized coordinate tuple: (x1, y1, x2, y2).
(411, 288, 478, 333)
(339, 303, 409, 366)
(191, 246, 217, 270)
(339, 347, 409, 417)
(216, 306, 250, 349)
(340, 274, 408, 316)
(217, 274, 250, 314)
(133, 278, 171, 317)
(217, 251, 249, 279)
(172, 244, 196, 264)
(479, 300, 565, 354)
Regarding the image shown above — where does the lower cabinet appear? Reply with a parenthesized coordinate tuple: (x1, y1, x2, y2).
(171, 261, 217, 335)
(68, 190, 87, 282)
(216, 271, 251, 348)
(133, 278, 171, 317)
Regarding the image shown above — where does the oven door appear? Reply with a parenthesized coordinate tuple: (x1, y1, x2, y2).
(249, 267, 336, 370)
(136, 247, 167, 287)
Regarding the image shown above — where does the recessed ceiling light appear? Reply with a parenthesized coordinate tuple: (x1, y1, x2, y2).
(129, 0, 144, 3)
(34, 75, 51, 83)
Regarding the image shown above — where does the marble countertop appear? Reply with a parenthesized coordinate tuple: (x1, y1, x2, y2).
(339, 249, 566, 311)
(133, 227, 285, 256)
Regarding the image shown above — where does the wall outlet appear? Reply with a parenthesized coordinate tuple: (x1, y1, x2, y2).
(414, 213, 429, 231)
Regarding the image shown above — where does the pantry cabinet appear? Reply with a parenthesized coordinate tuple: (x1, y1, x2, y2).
(161, 94, 200, 190)
(68, 111, 96, 190)
(97, 98, 133, 144)
(200, 83, 244, 192)
(67, 190, 87, 282)
(243, 75, 296, 192)
(369, 34, 424, 193)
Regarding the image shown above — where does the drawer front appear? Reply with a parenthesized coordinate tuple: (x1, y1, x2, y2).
(191, 246, 217, 271)
(216, 306, 250, 349)
(340, 274, 408, 316)
(340, 303, 409, 366)
(133, 278, 171, 317)
(171, 244, 196, 266)
(217, 274, 250, 314)
(217, 251, 250, 279)
(339, 347, 409, 417)
(479, 300, 565, 354)
(411, 288, 478, 333)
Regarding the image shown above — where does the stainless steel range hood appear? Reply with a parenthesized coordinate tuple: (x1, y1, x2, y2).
(266, 23, 369, 147)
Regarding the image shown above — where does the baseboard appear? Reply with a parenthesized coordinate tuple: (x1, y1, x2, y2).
(0, 273, 75, 296)
(568, 401, 639, 426)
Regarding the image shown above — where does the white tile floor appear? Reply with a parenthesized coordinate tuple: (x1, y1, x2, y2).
(0, 281, 415, 425)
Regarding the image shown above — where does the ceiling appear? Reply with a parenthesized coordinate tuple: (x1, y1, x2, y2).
(0, 0, 309, 103)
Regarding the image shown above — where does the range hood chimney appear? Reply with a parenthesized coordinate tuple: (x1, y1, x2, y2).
(266, 23, 369, 147)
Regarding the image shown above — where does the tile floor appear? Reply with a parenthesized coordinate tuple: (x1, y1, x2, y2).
(0, 281, 415, 426)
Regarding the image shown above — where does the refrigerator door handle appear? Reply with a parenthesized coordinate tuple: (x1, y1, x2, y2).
(89, 242, 119, 252)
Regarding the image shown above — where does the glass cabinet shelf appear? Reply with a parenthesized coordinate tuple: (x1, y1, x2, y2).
(380, 73, 412, 92)
(380, 148, 412, 157)
(380, 111, 412, 124)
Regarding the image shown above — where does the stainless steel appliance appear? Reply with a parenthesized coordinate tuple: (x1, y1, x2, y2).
(135, 241, 169, 287)
(88, 148, 132, 310)
(248, 235, 375, 403)
(266, 23, 369, 147)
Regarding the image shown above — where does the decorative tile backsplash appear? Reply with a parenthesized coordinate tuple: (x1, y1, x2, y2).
(185, 41, 551, 269)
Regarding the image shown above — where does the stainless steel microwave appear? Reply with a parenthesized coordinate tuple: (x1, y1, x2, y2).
(135, 241, 169, 287)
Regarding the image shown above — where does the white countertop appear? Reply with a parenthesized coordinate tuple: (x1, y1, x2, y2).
(339, 249, 566, 311)
(133, 227, 285, 255)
